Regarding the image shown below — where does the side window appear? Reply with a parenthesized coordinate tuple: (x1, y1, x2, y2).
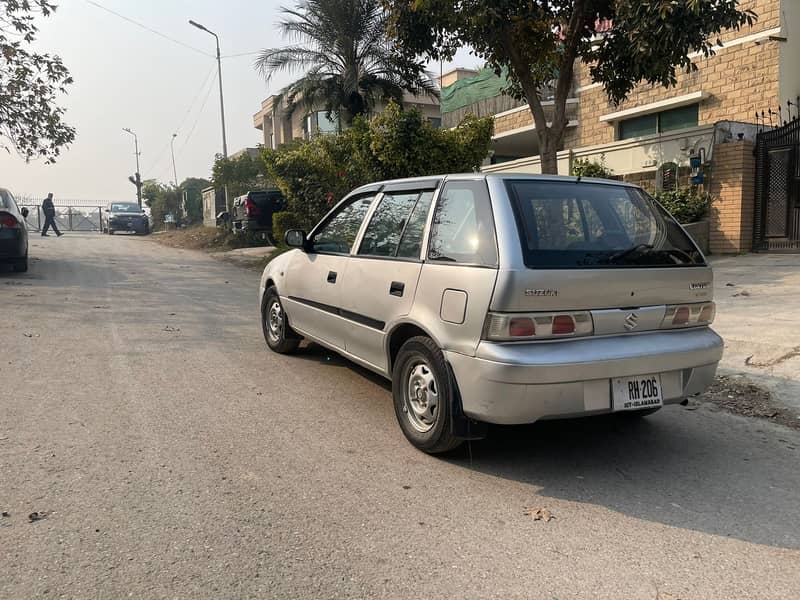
(396, 191, 434, 258)
(358, 191, 421, 257)
(428, 180, 498, 266)
(358, 190, 435, 259)
(311, 194, 375, 254)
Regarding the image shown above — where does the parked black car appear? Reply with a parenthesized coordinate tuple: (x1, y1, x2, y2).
(102, 202, 150, 235)
(231, 190, 286, 240)
(0, 188, 30, 273)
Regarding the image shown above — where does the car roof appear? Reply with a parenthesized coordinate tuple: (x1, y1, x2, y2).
(349, 173, 637, 195)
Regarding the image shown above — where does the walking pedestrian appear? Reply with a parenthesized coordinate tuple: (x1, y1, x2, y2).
(41, 193, 63, 237)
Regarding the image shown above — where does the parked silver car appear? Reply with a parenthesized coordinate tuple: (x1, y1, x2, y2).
(259, 174, 722, 453)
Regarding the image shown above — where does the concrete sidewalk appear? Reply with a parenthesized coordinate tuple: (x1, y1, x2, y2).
(712, 253, 800, 410)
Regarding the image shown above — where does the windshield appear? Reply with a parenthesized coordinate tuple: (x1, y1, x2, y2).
(505, 180, 704, 269)
(111, 203, 141, 212)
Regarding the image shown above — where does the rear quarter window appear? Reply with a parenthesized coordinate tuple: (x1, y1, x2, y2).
(428, 180, 498, 267)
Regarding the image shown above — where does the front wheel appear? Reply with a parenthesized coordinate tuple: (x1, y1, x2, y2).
(392, 336, 462, 454)
(262, 286, 301, 354)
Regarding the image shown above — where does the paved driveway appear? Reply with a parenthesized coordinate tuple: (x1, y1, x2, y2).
(712, 254, 800, 409)
(2, 235, 799, 599)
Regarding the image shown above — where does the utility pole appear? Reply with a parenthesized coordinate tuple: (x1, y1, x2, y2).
(123, 127, 143, 207)
(170, 133, 179, 188)
(189, 19, 230, 217)
(189, 20, 228, 159)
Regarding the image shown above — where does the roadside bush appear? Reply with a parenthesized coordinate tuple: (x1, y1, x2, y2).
(653, 187, 710, 224)
(571, 154, 614, 179)
(263, 102, 494, 230)
(272, 211, 305, 244)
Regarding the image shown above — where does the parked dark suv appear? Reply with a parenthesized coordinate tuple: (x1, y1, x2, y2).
(0, 188, 30, 273)
(103, 202, 150, 235)
(231, 190, 286, 240)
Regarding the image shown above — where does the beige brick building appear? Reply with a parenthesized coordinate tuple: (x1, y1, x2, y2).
(438, 0, 799, 252)
(441, 0, 797, 186)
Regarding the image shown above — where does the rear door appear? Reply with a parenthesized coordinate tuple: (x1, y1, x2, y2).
(491, 179, 713, 328)
(282, 192, 377, 350)
(340, 181, 439, 372)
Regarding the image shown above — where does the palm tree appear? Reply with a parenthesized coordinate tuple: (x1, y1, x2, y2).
(255, 0, 437, 128)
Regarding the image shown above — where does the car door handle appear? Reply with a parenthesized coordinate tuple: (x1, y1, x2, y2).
(389, 281, 405, 297)
(327, 271, 337, 284)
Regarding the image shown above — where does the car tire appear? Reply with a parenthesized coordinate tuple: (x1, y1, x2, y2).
(392, 336, 463, 454)
(108, 229, 114, 235)
(262, 286, 301, 354)
(12, 257, 28, 273)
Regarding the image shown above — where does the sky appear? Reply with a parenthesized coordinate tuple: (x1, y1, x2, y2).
(1, 0, 481, 204)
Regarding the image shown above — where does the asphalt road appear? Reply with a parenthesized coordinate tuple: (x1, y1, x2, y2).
(3, 233, 800, 599)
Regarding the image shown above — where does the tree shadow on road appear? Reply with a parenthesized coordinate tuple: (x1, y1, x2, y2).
(444, 409, 800, 550)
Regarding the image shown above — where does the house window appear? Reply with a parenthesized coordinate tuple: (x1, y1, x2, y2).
(428, 117, 442, 129)
(304, 111, 339, 138)
(618, 104, 699, 140)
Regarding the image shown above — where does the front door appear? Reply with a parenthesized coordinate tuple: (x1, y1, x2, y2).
(340, 185, 438, 372)
(282, 192, 376, 349)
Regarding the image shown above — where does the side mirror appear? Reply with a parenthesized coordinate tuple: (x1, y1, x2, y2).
(20, 207, 29, 218)
(285, 229, 308, 250)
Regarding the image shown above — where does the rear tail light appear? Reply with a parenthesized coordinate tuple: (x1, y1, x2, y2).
(485, 311, 593, 341)
(661, 302, 715, 329)
(245, 198, 260, 217)
(0, 213, 19, 228)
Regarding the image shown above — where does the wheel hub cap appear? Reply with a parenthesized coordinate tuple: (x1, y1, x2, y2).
(405, 363, 439, 433)
(267, 301, 283, 341)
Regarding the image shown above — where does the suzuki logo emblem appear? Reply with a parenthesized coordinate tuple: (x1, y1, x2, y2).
(624, 313, 639, 331)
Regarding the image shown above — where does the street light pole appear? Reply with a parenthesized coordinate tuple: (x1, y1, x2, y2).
(122, 127, 142, 208)
(189, 19, 228, 159)
(170, 133, 179, 187)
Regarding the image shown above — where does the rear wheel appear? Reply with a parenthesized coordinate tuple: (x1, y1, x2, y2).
(392, 336, 462, 454)
(262, 286, 301, 354)
(12, 257, 28, 273)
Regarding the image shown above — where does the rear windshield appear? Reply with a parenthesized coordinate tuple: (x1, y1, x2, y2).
(248, 191, 285, 209)
(111, 203, 140, 212)
(505, 180, 705, 269)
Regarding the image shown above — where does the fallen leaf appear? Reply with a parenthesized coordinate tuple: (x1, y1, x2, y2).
(523, 507, 555, 522)
(28, 511, 48, 523)
(1, 511, 9, 518)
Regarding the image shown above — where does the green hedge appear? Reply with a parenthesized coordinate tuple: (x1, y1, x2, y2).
(263, 102, 494, 231)
(653, 187, 710, 224)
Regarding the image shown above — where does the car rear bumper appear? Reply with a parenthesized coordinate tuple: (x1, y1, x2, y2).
(0, 230, 26, 260)
(233, 217, 271, 232)
(109, 219, 147, 231)
(446, 328, 723, 425)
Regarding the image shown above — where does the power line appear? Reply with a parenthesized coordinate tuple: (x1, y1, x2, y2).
(181, 71, 219, 151)
(221, 51, 262, 59)
(142, 64, 217, 175)
(83, 0, 214, 58)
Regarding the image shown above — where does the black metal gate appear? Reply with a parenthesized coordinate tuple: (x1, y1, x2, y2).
(753, 119, 800, 251)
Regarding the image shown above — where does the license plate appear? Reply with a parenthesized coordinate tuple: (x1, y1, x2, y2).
(612, 374, 663, 412)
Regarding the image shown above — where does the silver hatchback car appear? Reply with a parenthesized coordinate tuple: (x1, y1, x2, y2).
(259, 174, 723, 453)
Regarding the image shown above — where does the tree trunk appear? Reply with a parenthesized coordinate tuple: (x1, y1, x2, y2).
(538, 130, 560, 175)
